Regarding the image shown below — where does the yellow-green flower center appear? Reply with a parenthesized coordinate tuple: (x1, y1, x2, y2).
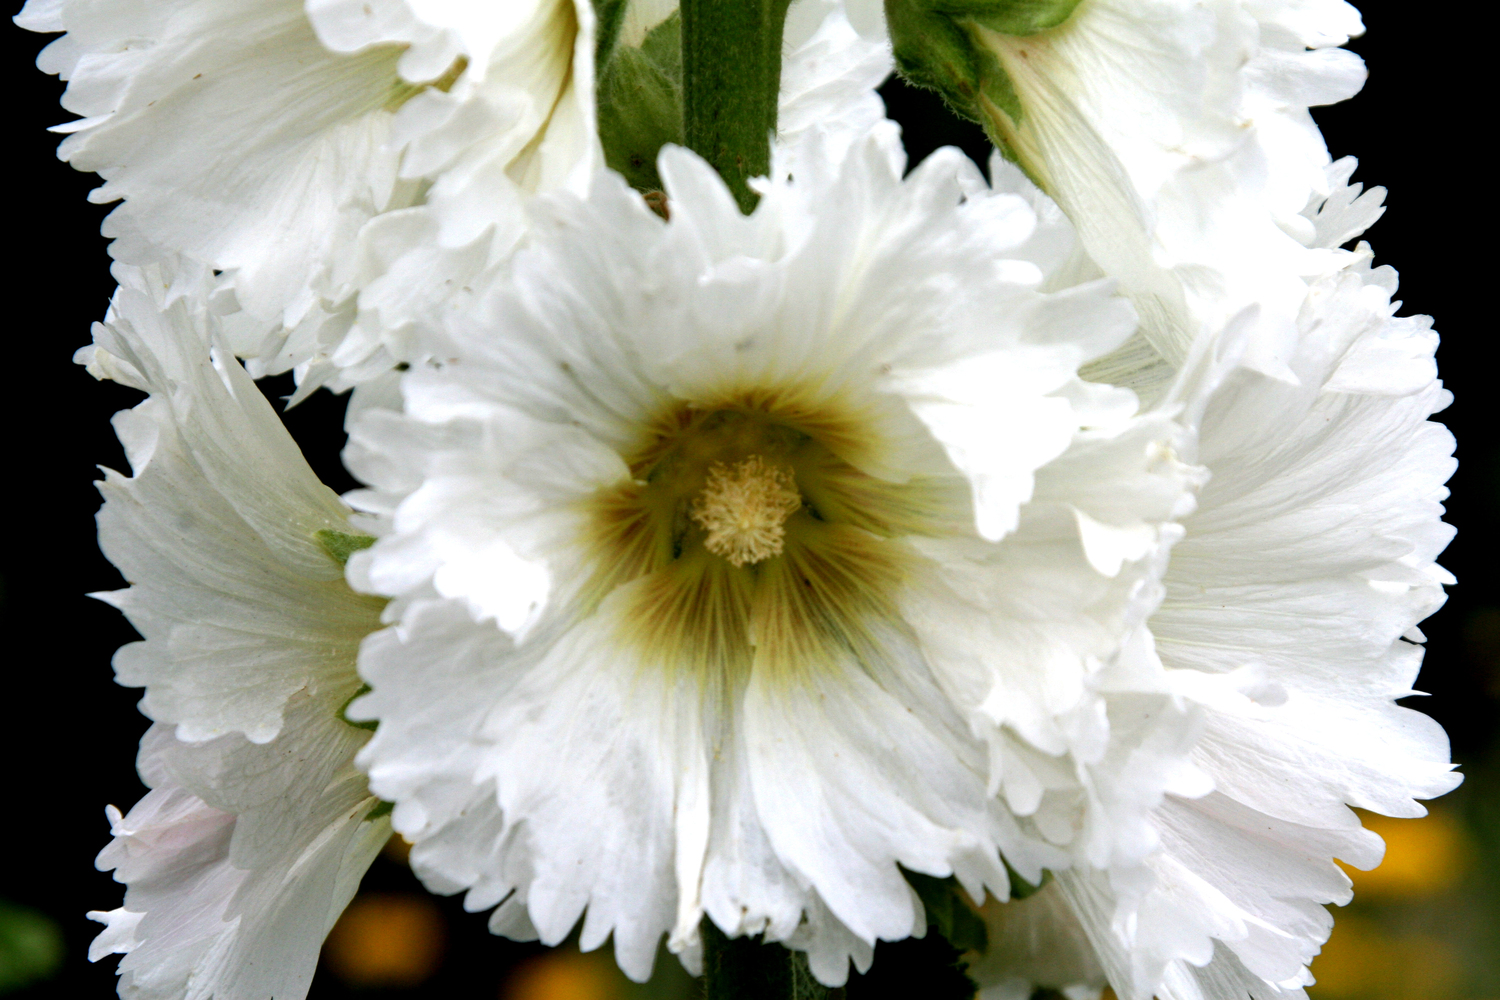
(582, 391, 965, 685)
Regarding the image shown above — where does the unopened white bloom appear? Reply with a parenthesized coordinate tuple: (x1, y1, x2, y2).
(880, 0, 1368, 380)
(339, 128, 1211, 984)
(81, 261, 389, 1000)
(971, 163, 1457, 1000)
(19, 0, 597, 387)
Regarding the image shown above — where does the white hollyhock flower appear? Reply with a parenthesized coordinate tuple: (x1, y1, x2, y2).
(18, 0, 597, 382)
(330, 0, 894, 395)
(970, 163, 1457, 1000)
(17, 0, 887, 398)
(80, 261, 390, 1000)
(880, 0, 1368, 380)
(339, 127, 1211, 985)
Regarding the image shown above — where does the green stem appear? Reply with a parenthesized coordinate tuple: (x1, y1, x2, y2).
(702, 918, 835, 1000)
(679, 0, 793, 213)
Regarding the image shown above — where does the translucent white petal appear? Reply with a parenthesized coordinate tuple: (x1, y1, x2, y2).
(94, 706, 388, 1000)
(1042, 257, 1454, 1000)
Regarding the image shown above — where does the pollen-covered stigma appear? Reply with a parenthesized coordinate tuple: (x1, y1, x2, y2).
(690, 455, 801, 567)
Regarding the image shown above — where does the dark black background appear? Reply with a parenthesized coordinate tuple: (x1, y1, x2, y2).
(2, 3, 1492, 997)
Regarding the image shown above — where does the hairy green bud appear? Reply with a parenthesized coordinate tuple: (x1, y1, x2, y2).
(597, 12, 684, 192)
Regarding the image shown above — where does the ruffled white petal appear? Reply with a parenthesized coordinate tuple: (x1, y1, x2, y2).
(93, 704, 388, 1000)
(901, 404, 1211, 876)
(779, 0, 893, 162)
(1115, 269, 1457, 998)
(351, 598, 705, 982)
(1037, 277, 1446, 1000)
(28, 0, 411, 324)
(966, 154, 1456, 1000)
(89, 262, 386, 743)
(308, 0, 888, 394)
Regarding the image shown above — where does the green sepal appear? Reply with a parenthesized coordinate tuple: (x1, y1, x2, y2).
(591, 0, 631, 79)
(935, 0, 1085, 36)
(1005, 859, 1051, 900)
(597, 12, 684, 192)
(315, 528, 377, 567)
(886, 0, 989, 122)
(365, 800, 395, 822)
(904, 871, 989, 954)
(340, 683, 378, 732)
(968, 28, 1023, 126)
(0, 901, 64, 993)
(885, 0, 1082, 178)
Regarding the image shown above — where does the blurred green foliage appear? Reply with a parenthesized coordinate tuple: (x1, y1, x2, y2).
(0, 901, 63, 995)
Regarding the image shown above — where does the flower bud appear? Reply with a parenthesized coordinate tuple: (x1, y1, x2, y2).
(886, 0, 1367, 379)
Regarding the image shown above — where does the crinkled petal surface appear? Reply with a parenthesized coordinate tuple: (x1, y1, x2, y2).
(970, 166, 1457, 1000)
(92, 710, 388, 1000)
(21, 0, 595, 380)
